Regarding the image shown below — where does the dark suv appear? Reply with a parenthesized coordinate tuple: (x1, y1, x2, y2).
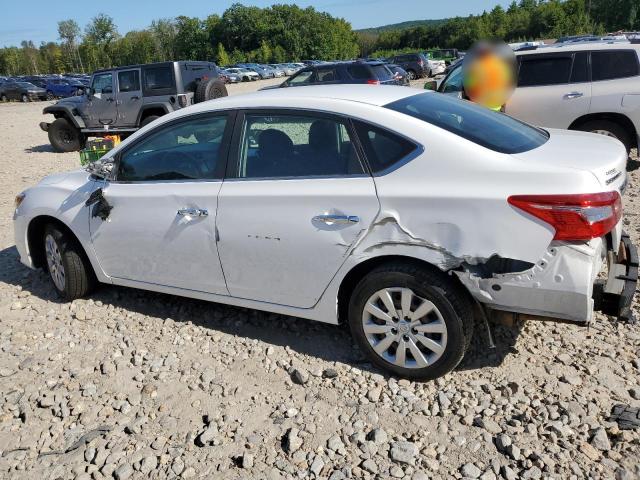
(40, 61, 227, 152)
(269, 61, 398, 89)
(389, 53, 430, 80)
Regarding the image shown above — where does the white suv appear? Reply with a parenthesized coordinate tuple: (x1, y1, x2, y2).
(435, 43, 640, 153)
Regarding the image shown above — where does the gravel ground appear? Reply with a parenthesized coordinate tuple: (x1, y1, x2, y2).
(0, 81, 639, 480)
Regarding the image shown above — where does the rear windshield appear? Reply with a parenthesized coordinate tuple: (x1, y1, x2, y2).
(385, 93, 549, 154)
(371, 65, 392, 80)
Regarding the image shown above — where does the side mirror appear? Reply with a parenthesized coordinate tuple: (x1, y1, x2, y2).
(85, 87, 93, 98)
(424, 80, 438, 91)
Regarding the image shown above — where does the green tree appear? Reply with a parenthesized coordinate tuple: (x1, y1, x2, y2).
(216, 43, 230, 66)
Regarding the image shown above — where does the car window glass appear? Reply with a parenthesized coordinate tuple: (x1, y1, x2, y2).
(518, 56, 572, 86)
(372, 65, 392, 80)
(118, 115, 228, 181)
(143, 66, 173, 90)
(347, 65, 370, 79)
(118, 70, 140, 92)
(442, 65, 464, 93)
(288, 70, 314, 85)
(354, 122, 416, 173)
(386, 92, 549, 154)
(238, 114, 364, 178)
(592, 50, 639, 81)
(570, 52, 589, 83)
(316, 68, 337, 82)
(91, 73, 113, 94)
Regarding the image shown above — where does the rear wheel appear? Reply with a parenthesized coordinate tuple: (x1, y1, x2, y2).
(43, 225, 95, 300)
(348, 262, 473, 380)
(140, 115, 160, 128)
(575, 119, 633, 153)
(21, 93, 29, 103)
(48, 118, 84, 152)
(0, 94, 7, 102)
(46, 91, 54, 100)
(406, 70, 416, 81)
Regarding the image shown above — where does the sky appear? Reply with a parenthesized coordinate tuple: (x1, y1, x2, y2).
(0, 0, 513, 47)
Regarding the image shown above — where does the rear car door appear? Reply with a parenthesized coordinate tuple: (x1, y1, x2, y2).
(507, 52, 592, 128)
(216, 110, 380, 308)
(90, 112, 233, 294)
(87, 72, 118, 128)
(116, 69, 142, 127)
(589, 49, 640, 120)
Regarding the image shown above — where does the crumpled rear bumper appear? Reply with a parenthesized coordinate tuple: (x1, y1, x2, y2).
(593, 232, 638, 323)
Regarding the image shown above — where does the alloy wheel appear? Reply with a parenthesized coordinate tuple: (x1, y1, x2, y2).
(45, 234, 65, 291)
(591, 129, 618, 139)
(361, 287, 448, 369)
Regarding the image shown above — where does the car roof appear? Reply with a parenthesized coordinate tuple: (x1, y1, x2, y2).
(187, 84, 424, 114)
(517, 42, 639, 56)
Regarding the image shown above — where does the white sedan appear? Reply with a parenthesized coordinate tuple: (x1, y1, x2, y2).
(13, 85, 637, 379)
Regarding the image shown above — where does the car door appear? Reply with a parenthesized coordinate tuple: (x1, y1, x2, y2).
(506, 52, 592, 128)
(589, 49, 640, 117)
(116, 69, 142, 127)
(216, 110, 380, 308)
(87, 72, 118, 128)
(89, 112, 233, 294)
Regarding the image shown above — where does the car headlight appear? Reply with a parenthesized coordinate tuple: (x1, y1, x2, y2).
(15, 192, 26, 208)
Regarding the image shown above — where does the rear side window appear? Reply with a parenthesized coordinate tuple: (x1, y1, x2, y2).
(354, 121, 416, 174)
(118, 70, 140, 92)
(347, 65, 370, 79)
(386, 92, 549, 154)
(143, 65, 175, 95)
(372, 65, 392, 80)
(518, 55, 572, 86)
(592, 50, 639, 81)
(316, 68, 338, 82)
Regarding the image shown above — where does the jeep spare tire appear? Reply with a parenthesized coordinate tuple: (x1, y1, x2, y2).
(49, 118, 84, 152)
(194, 78, 228, 104)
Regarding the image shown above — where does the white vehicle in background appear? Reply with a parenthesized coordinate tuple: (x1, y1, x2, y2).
(433, 43, 640, 153)
(427, 58, 446, 76)
(223, 68, 259, 82)
(13, 86, 637, 380)
(275, 63, 299, 76)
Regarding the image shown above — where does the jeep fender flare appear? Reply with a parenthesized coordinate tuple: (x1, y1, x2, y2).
(43, 105, 86, 129)
(136, 103, 173, 126)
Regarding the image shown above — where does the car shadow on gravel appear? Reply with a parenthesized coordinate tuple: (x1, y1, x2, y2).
(24, 144, 55, 153)
(0, 244, 519, 378)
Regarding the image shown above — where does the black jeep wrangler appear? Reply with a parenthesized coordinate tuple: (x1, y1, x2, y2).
(40, 61, 228, 152)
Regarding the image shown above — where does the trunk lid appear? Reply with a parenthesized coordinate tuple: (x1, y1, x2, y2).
(511, 128, 628, 193)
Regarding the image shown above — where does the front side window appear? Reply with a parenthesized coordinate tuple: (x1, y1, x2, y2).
(287, 70, 314, 86)
(518, 55, 572, 86)
(117, 115, 228, 181)
(592, 50, 639, 81)
(570, 52, 589, 83)
(118, 70, 140, 92)
(386, 92, 549, 154)
(237, 114, 364, 179)
(92, 73, 112, 93)
(441, 65, 464, 93)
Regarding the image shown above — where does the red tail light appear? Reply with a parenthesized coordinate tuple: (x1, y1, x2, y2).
(507, 192, 622, 241)
(367, 79, 380, 85)
(418, 59, 424, 66)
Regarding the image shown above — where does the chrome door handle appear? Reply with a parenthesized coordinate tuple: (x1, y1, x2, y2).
(177, 208, 208, 217)
(564, 92, 584, 99)
(313, 214, 359, 225)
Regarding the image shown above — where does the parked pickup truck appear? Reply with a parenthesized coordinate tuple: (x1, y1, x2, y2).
(40, 61, 227, 152)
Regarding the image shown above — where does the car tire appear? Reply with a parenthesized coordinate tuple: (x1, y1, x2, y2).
(48, 118, 84, 152)
(43, 224, 96, 301)
(46, 91, 54, 100)
(140, 115, 161, 128)
(0, 94, 7, 102)
(348, 262, 474, 380)
(406, 70, 416, 81)
(575, 119, 633, 154)
(21, 93, 29, 103)
(194, 78, 228, 103)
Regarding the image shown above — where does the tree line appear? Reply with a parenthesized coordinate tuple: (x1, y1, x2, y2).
(1, 0, 638, 76)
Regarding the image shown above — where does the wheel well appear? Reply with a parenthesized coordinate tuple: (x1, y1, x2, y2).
(27, 216, 90, 270)
(569, 112, 638, 149)
(337, 255, 460, 324)
(139, 108, 166, 124)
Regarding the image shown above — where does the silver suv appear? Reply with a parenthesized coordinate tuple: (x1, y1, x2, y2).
(40, 61, 228, 152)
(435, 43, 640, 153)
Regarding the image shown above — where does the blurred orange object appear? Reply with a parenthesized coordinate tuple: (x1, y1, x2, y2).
(463, 41, 515, 111)
(104, 135, 121, 147)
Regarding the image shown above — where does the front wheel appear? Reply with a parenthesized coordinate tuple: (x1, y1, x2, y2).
(406, 70, 416, 81)
(46, 91, 55, 100)
(48, 118, 84, 152)
(44, 225, 95, 300)
(348, 263, 473, 380)
(0, 94, 7, 102)
(21, 93, 29, 103)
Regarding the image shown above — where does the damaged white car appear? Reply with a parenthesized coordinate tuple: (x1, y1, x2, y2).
(13, 85, 638, 379)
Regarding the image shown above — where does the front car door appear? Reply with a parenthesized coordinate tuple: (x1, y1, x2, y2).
(506, 52, 592, 128)
(87, 72, 117, 128)
(216, 110, 380, 308)
(89, 112, 233, 294)
(116, 69, 142, 126)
